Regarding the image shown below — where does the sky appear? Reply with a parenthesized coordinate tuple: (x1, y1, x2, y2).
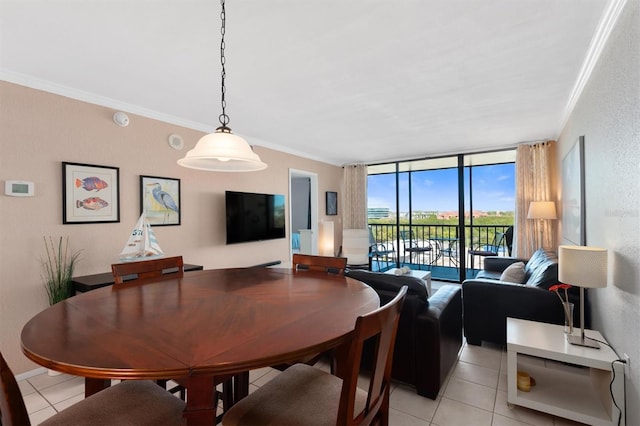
(367, 163, 515, 213)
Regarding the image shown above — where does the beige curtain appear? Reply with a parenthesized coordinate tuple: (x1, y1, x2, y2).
(342, 164, 368, 229)
(515, 141, 558, 258)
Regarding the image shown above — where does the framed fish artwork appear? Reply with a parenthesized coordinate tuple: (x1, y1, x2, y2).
(140, 175, 181, 226)
(62, 162, 120, 224)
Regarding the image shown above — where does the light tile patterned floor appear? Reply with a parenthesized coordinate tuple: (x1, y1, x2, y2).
(18, 340, 585, 426)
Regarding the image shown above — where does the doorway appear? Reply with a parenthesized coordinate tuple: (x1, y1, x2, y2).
(289, 169, 319, 259)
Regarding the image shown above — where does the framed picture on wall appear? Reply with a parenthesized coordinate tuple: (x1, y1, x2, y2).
(326, 191, 338, 215)
(561, 136, 586, 245)
(62, 162, 120, 224)
(140, 175, 181, 226)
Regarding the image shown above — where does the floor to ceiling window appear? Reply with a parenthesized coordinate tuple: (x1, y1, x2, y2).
(367, 150, 516, 282)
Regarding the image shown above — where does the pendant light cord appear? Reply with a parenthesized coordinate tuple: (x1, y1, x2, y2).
(219, 0, 230, 129)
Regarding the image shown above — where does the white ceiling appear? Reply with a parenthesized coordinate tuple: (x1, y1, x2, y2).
(0, 0, 612, 166)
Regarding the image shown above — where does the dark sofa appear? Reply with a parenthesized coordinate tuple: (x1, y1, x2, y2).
(345, 269, 462, 399)
(462, 248, 585, 346)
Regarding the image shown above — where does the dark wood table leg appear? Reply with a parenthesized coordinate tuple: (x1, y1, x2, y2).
(183, 375, 216, 426)
(233, 372, 249, 404)
(84, 378, 110, 397)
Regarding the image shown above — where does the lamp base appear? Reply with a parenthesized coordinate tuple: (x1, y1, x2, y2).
(567, 334, 601, 349)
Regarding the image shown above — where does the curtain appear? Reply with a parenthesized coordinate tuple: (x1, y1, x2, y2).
(342, 164, 368, 229)
(514, 141, 558, 258)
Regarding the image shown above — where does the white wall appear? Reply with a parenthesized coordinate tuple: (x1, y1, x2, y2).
(0, 82, 343, 373)
(557, 1, 639, 423)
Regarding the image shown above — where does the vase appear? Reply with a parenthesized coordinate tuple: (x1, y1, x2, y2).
(563, 302, 574, 334)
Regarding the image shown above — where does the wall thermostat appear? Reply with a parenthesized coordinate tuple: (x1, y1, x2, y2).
(5, 180, 34, 197)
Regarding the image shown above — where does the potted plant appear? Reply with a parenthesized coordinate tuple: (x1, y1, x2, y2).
(42, 236, 80, 306)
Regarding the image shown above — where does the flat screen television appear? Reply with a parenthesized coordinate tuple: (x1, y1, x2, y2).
(225, 191, 286, 244)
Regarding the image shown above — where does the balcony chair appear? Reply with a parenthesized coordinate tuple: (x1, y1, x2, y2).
(341, 228, 371, 270)
(400, 230, 432, 270)
(0, 351, 185, 426)
(369, 227, 395, 271)
(468, 226, 512, 269)
(222, 286, 407, 426)
(292, 253, 347, 275)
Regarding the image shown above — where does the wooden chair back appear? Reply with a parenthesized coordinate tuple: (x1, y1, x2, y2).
(292, 254, 347, 275)
(334, 285, 407, 425)
(1, 351, 31, 426)
(111, 256, 184, 285)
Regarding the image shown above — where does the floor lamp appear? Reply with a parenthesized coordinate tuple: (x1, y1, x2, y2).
(527, 201, 557, 250)
(558, 245, 608, 349)
(319, 221, 334, 257)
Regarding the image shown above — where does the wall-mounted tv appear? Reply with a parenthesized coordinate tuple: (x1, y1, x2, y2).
(225, 191, 286, 244)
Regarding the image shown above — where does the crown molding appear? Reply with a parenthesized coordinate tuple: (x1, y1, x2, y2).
(0, 69, 215, 133)
(1, 69, 341, 166)
(558, 0, 628, 133)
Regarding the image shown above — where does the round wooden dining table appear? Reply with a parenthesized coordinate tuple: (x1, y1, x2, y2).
(21, 267, 379, 425)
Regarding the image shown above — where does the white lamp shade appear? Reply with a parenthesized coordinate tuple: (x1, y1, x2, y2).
(527, 201, 557, 220)
(177, 129, 267, 172)
(558, 245, 607, 288)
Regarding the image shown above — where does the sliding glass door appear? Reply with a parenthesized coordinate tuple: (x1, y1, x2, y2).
(367, 150, 515, 282)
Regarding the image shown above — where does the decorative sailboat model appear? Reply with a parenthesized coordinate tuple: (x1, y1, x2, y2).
(119, 213, 164, 261)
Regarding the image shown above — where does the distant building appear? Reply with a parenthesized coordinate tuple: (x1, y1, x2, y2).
(368, 207, 390, 219)
(437, 211, 458, 220)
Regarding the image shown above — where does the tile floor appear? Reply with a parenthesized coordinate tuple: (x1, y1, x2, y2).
(18, 340, 585, 426)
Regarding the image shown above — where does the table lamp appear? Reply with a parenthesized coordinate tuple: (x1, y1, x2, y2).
(527, 201, 557, 249)
(558, 245, 608, 348)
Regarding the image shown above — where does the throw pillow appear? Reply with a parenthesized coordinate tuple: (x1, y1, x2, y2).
(500, 261, 526, 283)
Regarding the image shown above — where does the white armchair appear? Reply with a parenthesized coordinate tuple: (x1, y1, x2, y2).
(341, 228, 370, 269)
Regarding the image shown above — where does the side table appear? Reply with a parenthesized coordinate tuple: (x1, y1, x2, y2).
(384, 268, 432, 296)
(72, 263, 203, 294)
(507, 318, 625, 426)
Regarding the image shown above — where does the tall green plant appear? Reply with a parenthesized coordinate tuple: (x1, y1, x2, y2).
(42, 236, 81, 305)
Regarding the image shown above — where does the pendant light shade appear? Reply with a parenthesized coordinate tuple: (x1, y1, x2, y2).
(178, 0, 267, 172)
(177, 127, 267, 172)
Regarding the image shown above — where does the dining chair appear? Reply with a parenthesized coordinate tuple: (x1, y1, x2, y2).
(111, 255, 189, 397)
(0, 351, 186, 426)
(292, 253, 347, 275)
(111, 256, 245, 417)
(278, 254, 348, 372)
(111, 255, 184, 285)
(222, 285, 407, 426)
(110, 256, 248, 417)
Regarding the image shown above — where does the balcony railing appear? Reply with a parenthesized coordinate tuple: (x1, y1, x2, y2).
(368, 223, 512, 279)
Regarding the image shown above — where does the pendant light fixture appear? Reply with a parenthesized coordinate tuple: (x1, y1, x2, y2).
(178, 0, 267, 172)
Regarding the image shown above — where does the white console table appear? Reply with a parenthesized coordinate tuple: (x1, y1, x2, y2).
(507, 318, 625, 426)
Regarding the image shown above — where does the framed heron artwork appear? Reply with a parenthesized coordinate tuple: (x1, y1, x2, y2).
(140, 175, 181, 226)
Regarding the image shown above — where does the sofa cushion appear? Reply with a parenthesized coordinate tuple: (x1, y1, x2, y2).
(345, 270, 428, 302)
(523, 249, 558, 289)
(500, 261, 526, 283)
(475, 270, 502, 280)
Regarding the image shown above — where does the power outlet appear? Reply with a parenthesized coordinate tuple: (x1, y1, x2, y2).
(623, 353, 630, 375)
